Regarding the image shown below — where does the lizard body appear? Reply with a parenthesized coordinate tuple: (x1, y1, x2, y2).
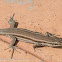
(0, 14, 62, 58)
(0, 28, 62, 46)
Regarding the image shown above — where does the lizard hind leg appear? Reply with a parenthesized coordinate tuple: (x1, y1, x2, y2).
(10, 46, 21, 59)
(8, 13, 18, 28)
(4, 46, 21, 59)
(6, 35, 22, 59)
(8, 13, 16, 28)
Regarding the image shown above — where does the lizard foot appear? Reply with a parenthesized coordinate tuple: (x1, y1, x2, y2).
(4, 46, 21, 59)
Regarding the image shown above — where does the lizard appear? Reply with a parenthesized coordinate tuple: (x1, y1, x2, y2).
(0, 14, 62, 59)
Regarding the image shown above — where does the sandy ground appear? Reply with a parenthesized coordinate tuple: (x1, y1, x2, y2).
(0, 0, 62, 62)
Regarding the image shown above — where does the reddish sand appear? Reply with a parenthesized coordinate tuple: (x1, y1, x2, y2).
(0, 0, 62, 62)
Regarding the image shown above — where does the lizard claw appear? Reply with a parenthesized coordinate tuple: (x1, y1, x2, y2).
(4, 46, 21, 59)
(11, 46, 21, 59)
(33, 45, 36, 52)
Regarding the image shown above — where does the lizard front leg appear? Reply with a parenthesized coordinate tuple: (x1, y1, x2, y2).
(33, 43, 44, 50)
(45, 32, 54, 37)
(45, 32, 60, 39)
